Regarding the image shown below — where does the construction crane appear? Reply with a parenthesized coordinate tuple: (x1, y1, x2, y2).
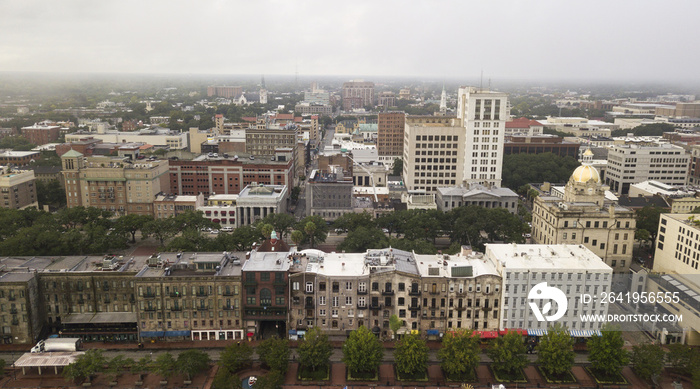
(346, 154, 378, 202)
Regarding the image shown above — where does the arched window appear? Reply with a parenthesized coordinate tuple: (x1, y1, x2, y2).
(260, 288, 272, 306)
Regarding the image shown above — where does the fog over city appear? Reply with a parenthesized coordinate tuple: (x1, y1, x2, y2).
(1, 0, 698, 82)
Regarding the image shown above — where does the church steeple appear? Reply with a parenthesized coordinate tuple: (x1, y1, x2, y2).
(439, 84, 447, 113)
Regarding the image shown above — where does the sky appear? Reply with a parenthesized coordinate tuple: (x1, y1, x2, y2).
(1, 0, 698, 83)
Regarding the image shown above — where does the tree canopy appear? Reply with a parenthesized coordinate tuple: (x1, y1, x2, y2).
(587, 326, 629, 377)
(536, 324, 575, 377)
(438, 330, 480, 379)
(256, 336, 290, 373)
(394, 334, 429, 376)
(342, 326, 383, 374)
(631, 344, 665, 382)
(502, 152, 580, 190)
(486, 331, 528, 376)
(297, 327, 333, 372)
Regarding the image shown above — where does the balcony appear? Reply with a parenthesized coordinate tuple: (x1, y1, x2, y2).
(222, 291, 235, 296)
(103, 299, 111, 304)
(222, 306, 236, 311)
(77, 299, 85, 305)
(356, 303, 367, 310)
(408, 304, 421, 311)
(455, 291, 467, 297)
(197, 306, 210, 311)
(170, 292, 182, 298)
(305, 301, 314, 309)
(273, 280, 286, 286)
(369, 303, 383, 310)
(143, 292, 157, 299)
(243, 280, 257, 287)
(170, 306, 182, 311)
(196, 292, 209, 297)
(144, 306, 157, 312)
(11, 319, 19, 325)
(382, 290, 394, 296)
(9, 308, 18, 314)
(8, 296, 16, 301)
(429, 290, 440, 295)
(357, 290, 368, 295)
(456, 306, 466, 311)
(409, 289, 421, 296)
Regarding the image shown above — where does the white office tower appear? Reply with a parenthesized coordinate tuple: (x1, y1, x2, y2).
(457, 87, 508, 187)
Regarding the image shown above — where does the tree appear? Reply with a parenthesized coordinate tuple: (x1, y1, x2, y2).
(297, 327, 333, 372)
(107, 355, 133, 381)
(114, 214, 152, 243)
(636, 206, 666, 243)
(389, 314, 402, 339)
(290, 186, 301, 203)
(635, 228, 651, 247)
(342, 326, 383, 375)
(142, 217, 178, 246)
(253, 369, 285, 389)
(667, 343, 700, 378)
(153, 352, 177, 380)
(337, 226, 388, 252)
(536, 324, 575, 377)
(304, 221, 317, 247)
(296, 215, 328, 247)
(260, 213, 296, 238)
(332, 212, 375, 232)
(290, 230, 304, 247)
(220, 342, 253, 375)
(212, 369, 243, 389)
(438, 330, 480, 379)
(587, 327, 629, 377)
(35, 179, 66, 209)
(392, 157, 403, 177)
(486, 331, 528, 376)
(257, 336, 290, 373)
(394, 334, 429, 376)
(502, 153, 581, 190)
(177, 349, 211, 381)
(631, 344, 665, 382)
(260, 223, 274, 240)
(62, 349, 106, 382)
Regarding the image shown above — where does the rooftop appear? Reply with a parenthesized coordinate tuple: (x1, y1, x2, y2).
(485, 244, 612, 272)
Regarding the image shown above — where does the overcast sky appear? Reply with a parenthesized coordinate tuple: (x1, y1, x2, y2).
(1, 0, 697, 82)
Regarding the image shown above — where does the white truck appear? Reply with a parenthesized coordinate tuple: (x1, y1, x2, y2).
(30, 337, 82, 353)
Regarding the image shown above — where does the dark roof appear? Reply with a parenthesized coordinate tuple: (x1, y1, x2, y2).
(617, 195, 670, 209)
(31, 166, 62, 174)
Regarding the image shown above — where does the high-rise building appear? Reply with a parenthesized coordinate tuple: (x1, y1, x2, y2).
(457, 87, 509, 187)
(402, 116, 465, 193)
(605, 143, 690, 195)
(377, 112, 405, 157)
(342, 80, 375, 110)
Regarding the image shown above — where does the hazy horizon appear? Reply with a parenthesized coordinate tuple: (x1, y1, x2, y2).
(2, 0, 699, 84)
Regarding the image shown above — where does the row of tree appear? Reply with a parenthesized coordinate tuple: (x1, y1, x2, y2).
(502, 152, 581, 190)
(333, 206, 528, 254)
(63, 349, 210, 383)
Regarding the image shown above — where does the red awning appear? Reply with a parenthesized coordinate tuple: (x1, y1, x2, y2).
(473, 331, 498, 339)
(498, 328, 527, 336)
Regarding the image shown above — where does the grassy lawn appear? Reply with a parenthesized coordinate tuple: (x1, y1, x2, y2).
(443, 368, 477, 382)
(394, 367, 428, 382)
(585, 367, 628, 385)
(536, 366, 577, 384)
(490, 366, 527, 383)
(297, 365, 330, 381)
(347, 369, 378, 381)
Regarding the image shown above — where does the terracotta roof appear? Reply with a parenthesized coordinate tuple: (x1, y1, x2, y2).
(506, 117, 542, 128)
(275, 114, 294, 120)
(241, 117, 257, 122)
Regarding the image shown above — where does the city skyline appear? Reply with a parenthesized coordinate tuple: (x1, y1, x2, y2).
(1, 0, 699, 83)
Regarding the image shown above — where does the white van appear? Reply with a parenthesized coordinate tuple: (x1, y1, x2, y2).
(221, 227, 233, 232)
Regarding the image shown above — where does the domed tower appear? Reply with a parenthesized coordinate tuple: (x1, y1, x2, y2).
(563, 149, 607, 206)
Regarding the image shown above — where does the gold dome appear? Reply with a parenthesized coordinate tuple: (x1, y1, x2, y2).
(571, 165, 600, 183)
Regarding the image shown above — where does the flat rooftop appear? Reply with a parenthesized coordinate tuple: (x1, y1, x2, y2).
(485, 244, 612, 272)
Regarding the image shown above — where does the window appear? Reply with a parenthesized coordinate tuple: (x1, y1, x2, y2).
(319, 296, 326, 305)
(292, 282, 299, 291)
(358, 282, 366, 292)
(372, 282, 379, 291)
(332, 297, 339, 307)
(345, 296, 352, 305)
(305, 282, 313, 293)
(345, 282, 352, 291)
